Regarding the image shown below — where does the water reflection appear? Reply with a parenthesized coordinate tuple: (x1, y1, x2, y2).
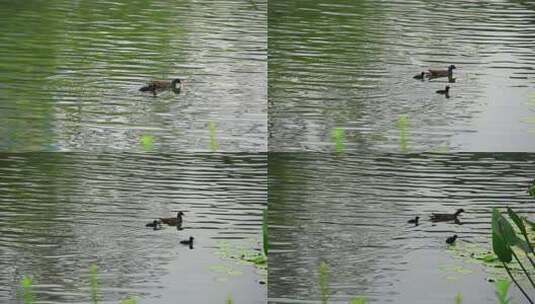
(269, 0, 535, 152)
(0, 0, 267, 151)
(268, 153, 535, 303)
(0, 153, 267, 303)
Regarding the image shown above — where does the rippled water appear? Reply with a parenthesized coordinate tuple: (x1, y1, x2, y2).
(0, 153, 267, 303)
(0, 0, 266, 152)
(269, 0, 535, 152)
(268, 153, 535, 303)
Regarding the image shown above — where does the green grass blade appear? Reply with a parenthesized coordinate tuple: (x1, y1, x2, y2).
(318, 261, 329, 304)
(208, 122, 219, 152)
(262, 209, 268, 256)
(89, 264, 100, 304)
(20, 276, 34, 304)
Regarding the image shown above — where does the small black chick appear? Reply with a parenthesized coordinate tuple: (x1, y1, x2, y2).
(408, 216, 420, 226)
(446, 234, 458, 245)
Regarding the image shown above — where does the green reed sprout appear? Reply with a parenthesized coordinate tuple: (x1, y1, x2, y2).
(397, 115, 409, 152)
(331, 127, 345, 153)
(263, 209, 269, 256)
(20, 276, 34, 304)
(318, 261, 330, 304)
(140, 135, 154, 151)
(495, 279, 512, 304)
(454, 292, 462, 304)
(89, 264, 100, 304)
(208, 122, 219, 151)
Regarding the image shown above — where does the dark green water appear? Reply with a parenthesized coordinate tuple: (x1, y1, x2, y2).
(268, 153, 535, 303)
(0, 0, 267, 152)
(0, 153, 267, 303)
(269, 0, 535, 152)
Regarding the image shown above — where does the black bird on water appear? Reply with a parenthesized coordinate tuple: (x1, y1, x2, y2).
(145, 220, 162, 230)
(408, 216, 420, 226)
(436, 85, 450, 97)
(446, 234, 458, 245)
(180, 236, 194, 249)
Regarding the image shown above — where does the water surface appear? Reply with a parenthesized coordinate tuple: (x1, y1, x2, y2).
(0, 153, 267, 303)
(268, 153, 535, 303)
(269, 0, 535, 152)
(0, 0, 266, 151)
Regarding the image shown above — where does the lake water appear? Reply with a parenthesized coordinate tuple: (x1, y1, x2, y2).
(0, 0, 267, 152)
(0, 153, 267, 303)
(269, 0, 535, 152)
(268, 153, 535, 303)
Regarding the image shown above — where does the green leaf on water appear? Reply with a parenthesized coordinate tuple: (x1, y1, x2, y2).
(477, 253, 499, 263)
